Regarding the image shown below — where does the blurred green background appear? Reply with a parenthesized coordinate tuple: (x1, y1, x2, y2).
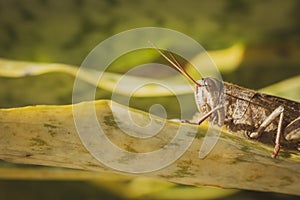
(0, 0, 300, 199)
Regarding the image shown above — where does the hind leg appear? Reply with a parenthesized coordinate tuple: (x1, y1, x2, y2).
(249, 106, 284, 158)
(284, 116, 300, 150)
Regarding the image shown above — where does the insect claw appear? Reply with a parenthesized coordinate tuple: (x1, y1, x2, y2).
(272, 144, 280, 158)
(169, 119, 197, 124)
(249, 132, 259, 139)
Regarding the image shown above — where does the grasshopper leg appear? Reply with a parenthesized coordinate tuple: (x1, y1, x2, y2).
(249, 106, 284, 158)
(171, 106, 224, 125)
(195, 105, 224, 125)
(272, 111, 284, 158)
(284, 116, 300, 143)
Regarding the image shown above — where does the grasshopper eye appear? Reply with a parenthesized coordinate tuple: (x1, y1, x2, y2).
(203, 79, 209, 87)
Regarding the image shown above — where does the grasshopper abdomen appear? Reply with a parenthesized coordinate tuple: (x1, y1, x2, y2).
(222, 82, 300, 155)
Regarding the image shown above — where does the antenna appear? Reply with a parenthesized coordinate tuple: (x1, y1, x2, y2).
(148, 41, 203, 87)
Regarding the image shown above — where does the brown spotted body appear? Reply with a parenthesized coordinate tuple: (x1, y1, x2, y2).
(151, 43, 300, 157)
(195, 78, 300, 154)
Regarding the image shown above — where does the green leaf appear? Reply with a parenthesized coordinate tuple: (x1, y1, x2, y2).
(0, 100, 300, 195)
(0, 43, 247, 98)
(0, 58, 192, 97)
(259, 75, 300, 102)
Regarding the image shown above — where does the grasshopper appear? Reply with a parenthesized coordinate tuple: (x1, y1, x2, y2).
(152, 44, 300, 158)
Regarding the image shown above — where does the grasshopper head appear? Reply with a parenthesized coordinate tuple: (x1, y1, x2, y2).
(195, 77, 225, 125)
(150, 42, 225, 125)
